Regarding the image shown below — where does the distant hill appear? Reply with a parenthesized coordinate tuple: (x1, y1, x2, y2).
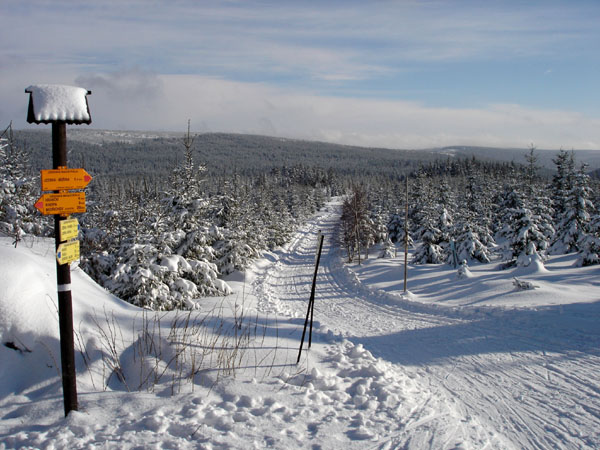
(432, 146, 600, 171)
(14, 130, 441, 179)
(14, 130, 600, 181)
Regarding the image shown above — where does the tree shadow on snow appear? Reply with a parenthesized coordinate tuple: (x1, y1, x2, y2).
(350, 300, 600, 366)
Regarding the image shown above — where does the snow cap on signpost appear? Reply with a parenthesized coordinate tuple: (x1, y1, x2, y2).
(25, 84, 92, 125)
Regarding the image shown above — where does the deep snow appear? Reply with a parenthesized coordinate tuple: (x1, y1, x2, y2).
(1, 200, 599, 449)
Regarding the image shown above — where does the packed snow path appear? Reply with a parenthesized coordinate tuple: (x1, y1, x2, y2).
(254, 199, 600, 449)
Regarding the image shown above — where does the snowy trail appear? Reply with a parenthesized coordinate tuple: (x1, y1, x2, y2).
(2, 201, 599, 449)
(253, 199, 600, 449)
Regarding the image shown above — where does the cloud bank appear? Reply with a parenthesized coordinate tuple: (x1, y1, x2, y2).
(2, 1, 599, 150)
(66, 71, 598, 150)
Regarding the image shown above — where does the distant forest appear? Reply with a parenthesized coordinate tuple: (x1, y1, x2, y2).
(14, 130, 600, 196)
(15, 129, 600, 177)
(4, 127, 600, 310)
(14, 129, 436, 182)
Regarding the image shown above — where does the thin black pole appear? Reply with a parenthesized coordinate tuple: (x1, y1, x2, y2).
(52, 122, 78, 416)
(404, 177, 409, 293)
(297, 233, 324, 364)
(308, 234, 324, 349)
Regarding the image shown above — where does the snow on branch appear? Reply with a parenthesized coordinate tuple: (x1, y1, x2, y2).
(513, 277, 539, 291)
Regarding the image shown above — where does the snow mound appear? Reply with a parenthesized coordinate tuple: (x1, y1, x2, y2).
(457, 260, 473, 279)
(514, 253, 548, 275)
(0, 240, 65, 398)
(0, 248, 58, 348)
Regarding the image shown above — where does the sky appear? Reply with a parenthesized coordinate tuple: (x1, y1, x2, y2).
(2, 0, 600, 150)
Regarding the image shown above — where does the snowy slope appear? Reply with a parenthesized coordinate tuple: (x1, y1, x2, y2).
(1, 201, 600, 449)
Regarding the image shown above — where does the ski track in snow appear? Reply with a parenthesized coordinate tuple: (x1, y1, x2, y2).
(253, 200, 600, 449)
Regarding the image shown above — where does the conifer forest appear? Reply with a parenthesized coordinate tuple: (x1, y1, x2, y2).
(2, 124, 599, 311)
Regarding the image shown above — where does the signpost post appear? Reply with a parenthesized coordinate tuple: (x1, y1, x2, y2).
(25, 85, 92, 417)
(52, 122, 80, 416)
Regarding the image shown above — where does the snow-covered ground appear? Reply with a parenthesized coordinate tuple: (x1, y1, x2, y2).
(1, 200, 599, 449)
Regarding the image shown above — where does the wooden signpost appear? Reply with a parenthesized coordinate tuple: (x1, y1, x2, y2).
(26, 84, 92, 417)
(33, 165, 90, 417)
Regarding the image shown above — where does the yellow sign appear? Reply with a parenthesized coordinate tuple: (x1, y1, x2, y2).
(41, 168, 92, 191)
(59, 218, 79, 241)
(56, 240, 80, 265)
(34, 192, 86, 215)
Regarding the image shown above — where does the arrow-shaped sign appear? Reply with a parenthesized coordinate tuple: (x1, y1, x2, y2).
(56, 240, 80, 265)
(41, 168, 92, 191)
(35, 192, 86, 215)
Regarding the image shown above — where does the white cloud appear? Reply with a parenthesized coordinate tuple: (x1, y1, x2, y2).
(6, 68, 600, 150)
(66, 74, 599, 150)
(5, 1, 595, 78)
(76, 69, 164, 103)
(2, 1, 599, 150)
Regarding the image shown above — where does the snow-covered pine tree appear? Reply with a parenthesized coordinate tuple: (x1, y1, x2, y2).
(451, 222, 491, 264)
(550, 162, 593, 254)
(452, 162, 495, 252)
(156, 124, 230, 300)
(81, 123, 232, 310)
(409, 168, 432, 240)
(550, 149, 575, 223)
(362, 215, 376, 259)
(495, 184, 550, 267)
(372, 208, 389, 244)
(406, 169, 453, 264)
(212, 182, 260, 275)
(436, 176, 457, 219)
(577, 214, 600, 266)
(412, 204, 448, 264)
(524, 144, 539, 191)
(508, 206, 549, 266)
(412, 227, 444, 264)
(387, 212, 413, 247)
(0, 123, 48, 241)
(524, 146, 556, 252)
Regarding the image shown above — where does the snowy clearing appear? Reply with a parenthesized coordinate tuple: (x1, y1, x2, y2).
(1, 199, 600, 449)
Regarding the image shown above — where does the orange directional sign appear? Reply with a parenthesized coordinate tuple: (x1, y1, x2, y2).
(41, 168, 92, 191)
(34, 192, 86, 215)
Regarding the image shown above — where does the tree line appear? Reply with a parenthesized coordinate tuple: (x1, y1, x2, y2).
(340, 147, 600, 269)
(3, 123, 600, 310)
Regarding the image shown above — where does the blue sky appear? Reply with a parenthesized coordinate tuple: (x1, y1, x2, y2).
(2, 0, 600, 149)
